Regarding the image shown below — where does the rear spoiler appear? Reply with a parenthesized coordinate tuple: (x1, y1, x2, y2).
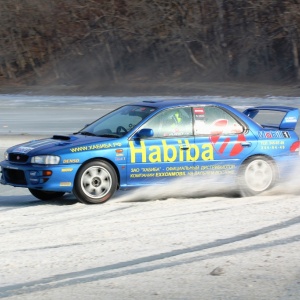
(243, 106, 299, 130)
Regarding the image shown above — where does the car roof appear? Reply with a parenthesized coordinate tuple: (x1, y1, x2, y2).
(132, 99, 233, 110)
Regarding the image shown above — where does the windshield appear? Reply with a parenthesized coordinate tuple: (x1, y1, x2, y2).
(77, 105, 156, 137)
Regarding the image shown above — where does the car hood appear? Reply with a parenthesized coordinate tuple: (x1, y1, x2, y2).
(8, 134, 119, 155)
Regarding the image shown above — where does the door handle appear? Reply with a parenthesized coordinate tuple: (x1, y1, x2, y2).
(180, 145, 190, 150)
(241, 142, 252, 147)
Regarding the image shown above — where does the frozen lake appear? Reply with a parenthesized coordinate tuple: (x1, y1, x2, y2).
(1, 94, 300, 135)
(1, 94, 300, 299)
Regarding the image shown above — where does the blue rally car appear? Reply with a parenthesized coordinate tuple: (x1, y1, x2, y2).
(1, 100, 300, 204)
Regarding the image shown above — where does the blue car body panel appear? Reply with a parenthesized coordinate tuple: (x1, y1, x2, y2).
(1, 100, 299, 196)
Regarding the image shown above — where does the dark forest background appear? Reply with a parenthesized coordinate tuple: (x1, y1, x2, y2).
(1, 0, 300, 93)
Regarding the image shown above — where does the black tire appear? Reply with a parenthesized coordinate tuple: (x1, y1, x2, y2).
(73, 160, 117, 204)
(29, 189, 65, 201)
(238, 156, 277, 197)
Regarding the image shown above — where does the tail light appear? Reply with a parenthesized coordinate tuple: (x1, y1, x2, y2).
(290, 141, 300, 154)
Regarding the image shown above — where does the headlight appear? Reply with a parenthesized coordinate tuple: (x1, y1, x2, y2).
(4, 151, 8, 160)
(31, 155, 60, 165)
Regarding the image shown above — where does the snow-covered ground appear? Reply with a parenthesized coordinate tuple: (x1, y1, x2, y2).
(1, 95, 300, 300)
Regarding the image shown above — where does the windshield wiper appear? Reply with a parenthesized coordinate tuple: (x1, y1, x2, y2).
(78, 131, 97, 136)
(74, 131, 121, 138)
(98, 133, 120, 138)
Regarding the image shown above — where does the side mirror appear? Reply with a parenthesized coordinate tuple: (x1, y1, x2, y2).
(135, 128, 154, 139)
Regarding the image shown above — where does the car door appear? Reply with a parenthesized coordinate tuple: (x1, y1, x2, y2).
(127, 107, 196, 185)
(192, 106, 258, 178)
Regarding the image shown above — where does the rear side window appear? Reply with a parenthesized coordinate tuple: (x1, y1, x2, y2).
(193, 106, 243, 135)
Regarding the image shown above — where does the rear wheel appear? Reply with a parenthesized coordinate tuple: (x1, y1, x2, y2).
(238, 156, 277, 197)
(29, 189, 65, 201)
(73, 160, 117, 204)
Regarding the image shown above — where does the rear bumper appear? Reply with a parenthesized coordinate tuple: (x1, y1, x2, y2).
(274, 154, 300, 181)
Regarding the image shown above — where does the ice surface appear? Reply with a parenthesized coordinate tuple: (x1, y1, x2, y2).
(1, 94, 300, 299)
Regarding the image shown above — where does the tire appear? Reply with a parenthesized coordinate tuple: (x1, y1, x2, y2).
(73, 160, 117, 204)
(29, 189, 65, 201)
(238, 156, 277, 197)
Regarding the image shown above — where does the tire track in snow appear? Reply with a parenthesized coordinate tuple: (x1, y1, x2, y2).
(1, 215, 300, 298)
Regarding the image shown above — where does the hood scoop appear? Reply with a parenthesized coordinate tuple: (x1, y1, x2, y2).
(51, 135, 78, 146)
(52, 135, 71, 141)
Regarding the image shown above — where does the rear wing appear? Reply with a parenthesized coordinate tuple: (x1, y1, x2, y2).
(243, 106, 299, 130)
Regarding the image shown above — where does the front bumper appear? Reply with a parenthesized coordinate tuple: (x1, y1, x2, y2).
(0, 161, 81, 192)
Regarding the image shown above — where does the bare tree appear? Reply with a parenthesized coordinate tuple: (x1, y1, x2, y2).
(0, 0, 300, 86)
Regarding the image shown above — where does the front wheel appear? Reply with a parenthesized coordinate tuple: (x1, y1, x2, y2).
(238, 156, 277, 197)
(73, 160, 117, 204)
(29, 189, 65, 201)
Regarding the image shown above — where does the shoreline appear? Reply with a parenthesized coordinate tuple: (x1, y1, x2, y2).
(0, 134, 48, 149)
(0, 81, 300, 97)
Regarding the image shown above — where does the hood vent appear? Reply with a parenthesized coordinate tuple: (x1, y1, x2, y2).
(52, 135, 71, 141)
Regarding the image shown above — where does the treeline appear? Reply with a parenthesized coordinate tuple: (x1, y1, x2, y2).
(0, 0, 300, 86)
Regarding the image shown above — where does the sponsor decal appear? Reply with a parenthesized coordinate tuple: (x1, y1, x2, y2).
(194, 107, 205, 121)
(259, 140, 285, 150)
(63, 159, 80, 164)
(284, 116, 297, 123)
(210, 134, 246, 156)
(70, 142, 122, 153)
(129, 164, 236, 178)
(258, 131, 290, 139)
(61, 168, 73, 172)
(115, 157, 126, 161)
(60, 182, 72, 186)
(129, 140, 214, 163)
(27, 139, 57, 147)
(265, 132, 272, 138)
(13, 147, 34, 154)
(13, 139, 58, 153)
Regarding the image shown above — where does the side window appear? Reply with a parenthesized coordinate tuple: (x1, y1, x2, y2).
(194, 106, 243, 135)
(141, 107, 193, 137)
